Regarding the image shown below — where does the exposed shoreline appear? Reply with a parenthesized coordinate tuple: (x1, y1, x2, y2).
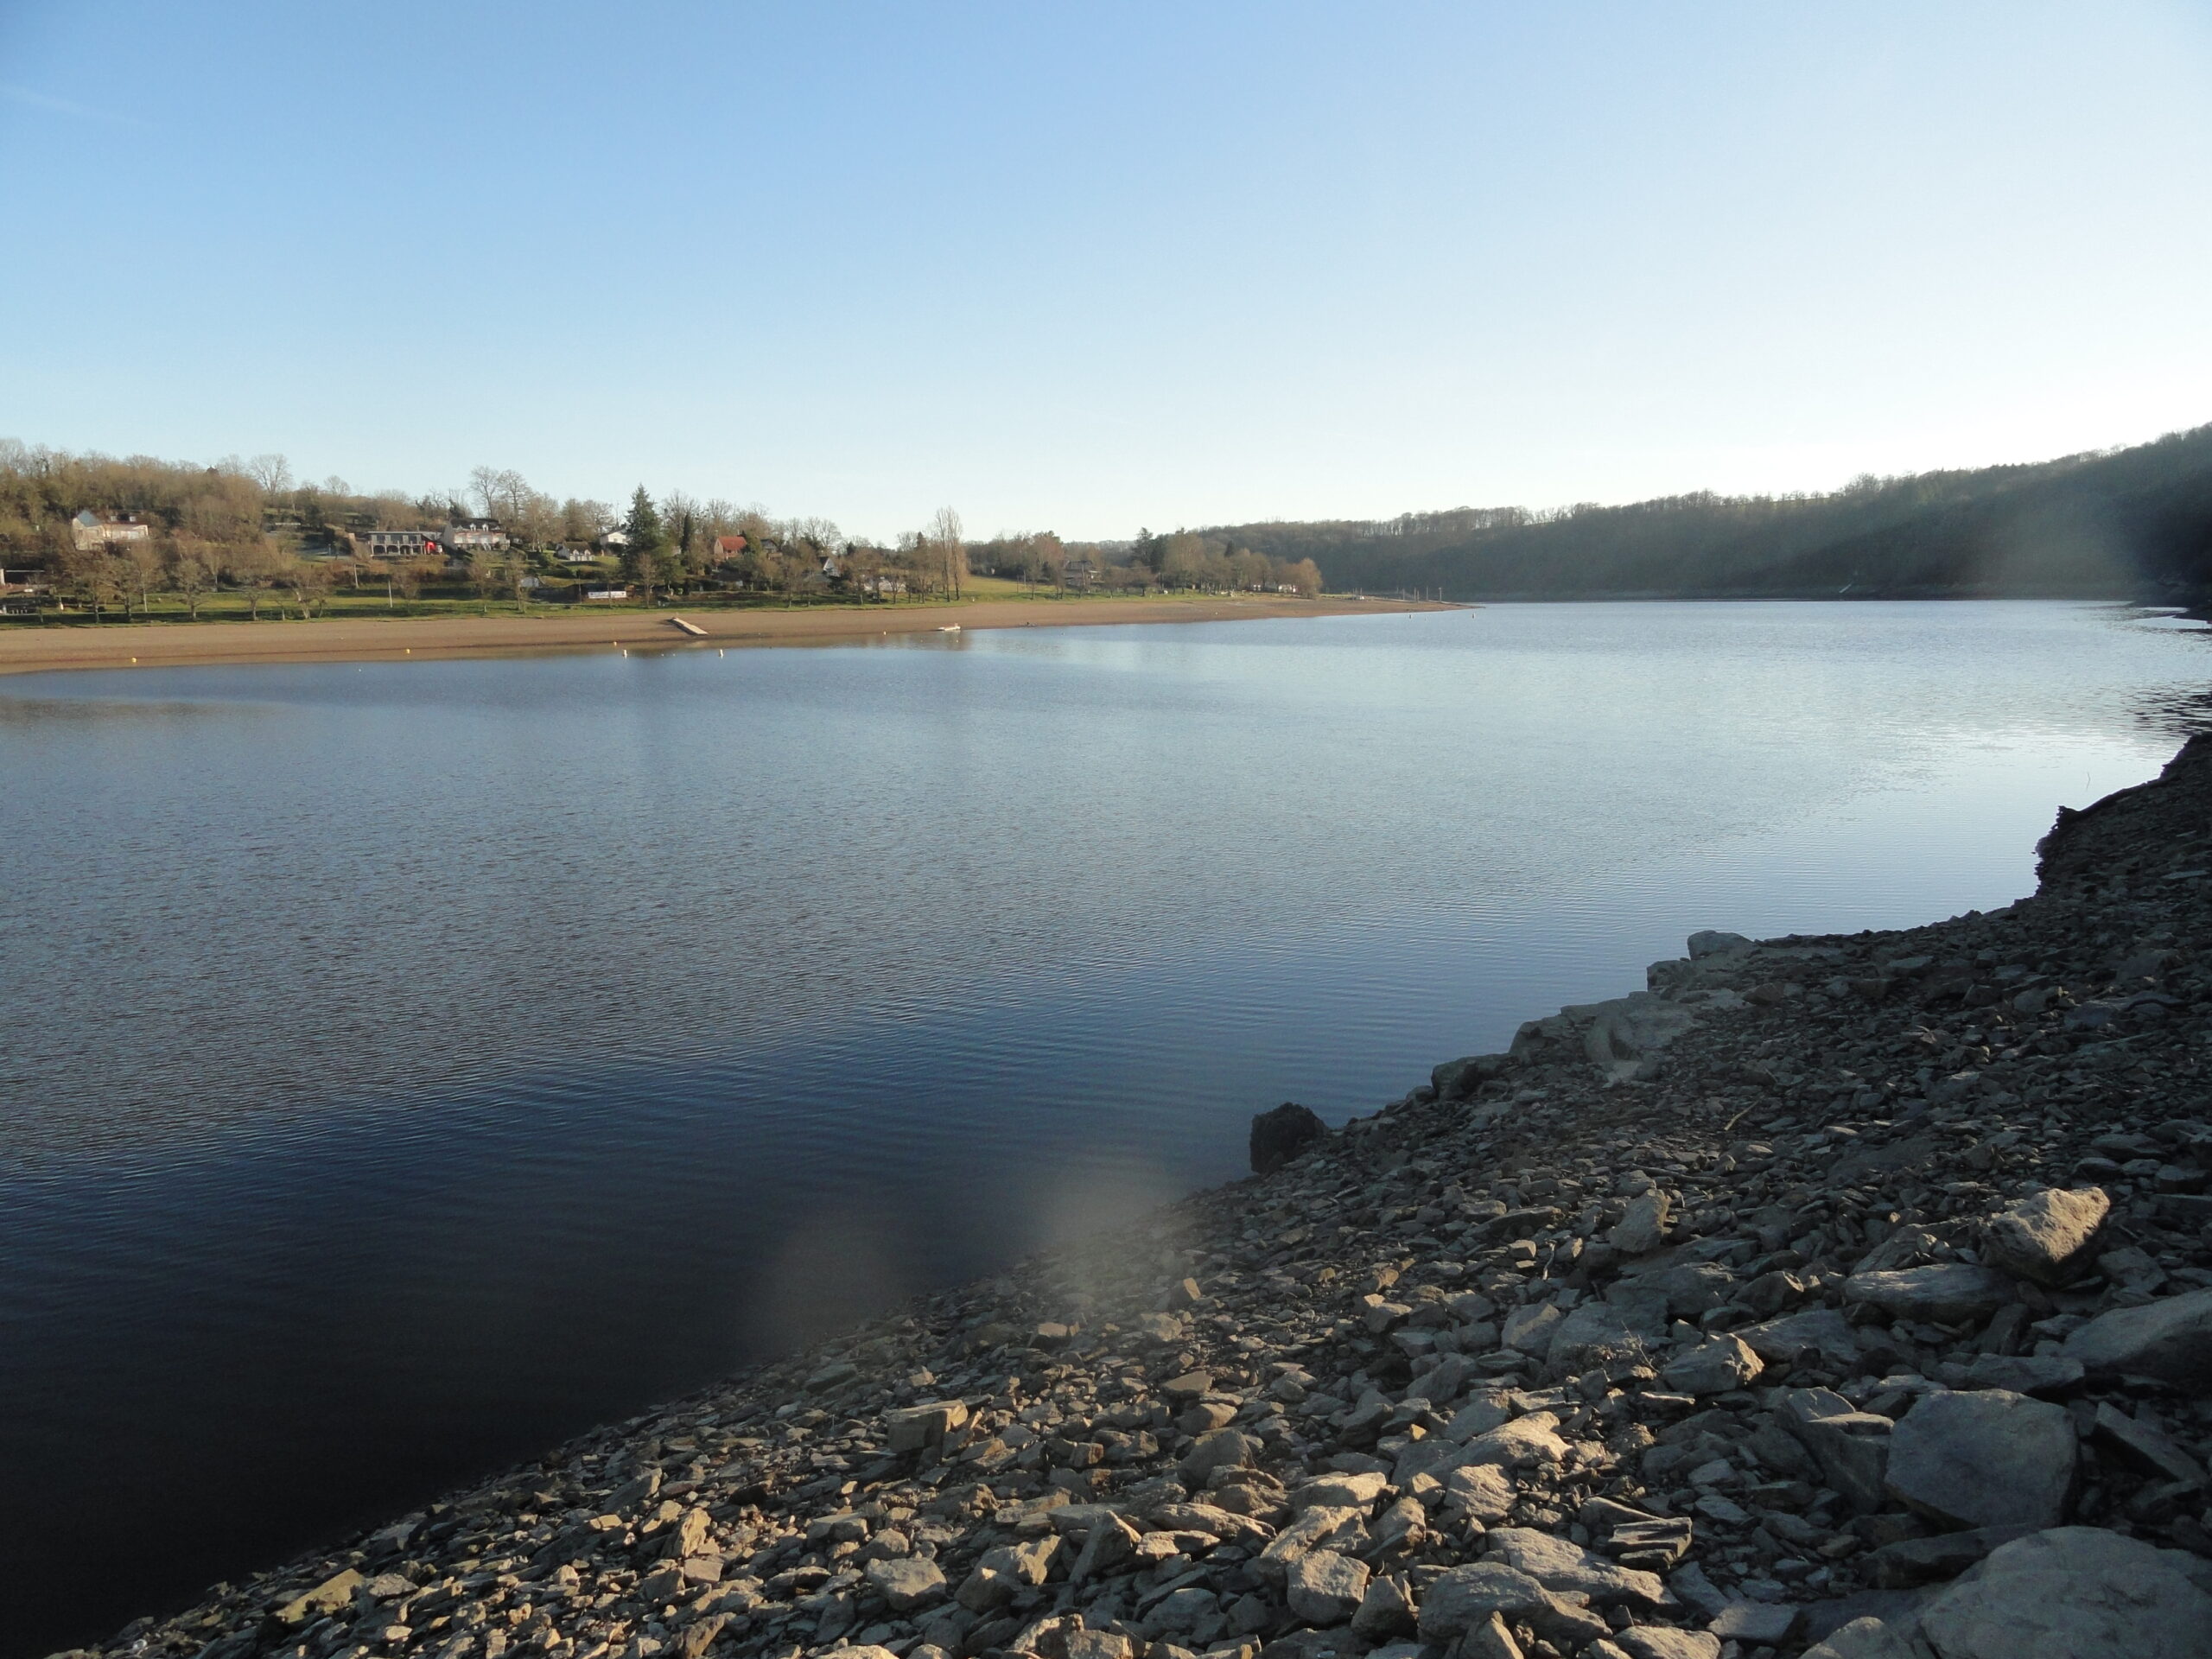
(0, 595, 1448, 678)
(50, 741, 2212, 1659)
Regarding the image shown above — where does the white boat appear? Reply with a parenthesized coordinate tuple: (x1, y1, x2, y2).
(938, 624, 962, 632)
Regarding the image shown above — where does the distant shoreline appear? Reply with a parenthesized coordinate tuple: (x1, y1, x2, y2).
(0, 594, 1452, 677)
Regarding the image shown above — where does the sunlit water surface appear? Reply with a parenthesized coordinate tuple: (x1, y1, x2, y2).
(2, 601, 2207, 1651)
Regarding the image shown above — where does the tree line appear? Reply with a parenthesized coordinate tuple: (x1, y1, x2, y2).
(1205, 423, 2212, 601)
(0, 442, 1329, 620)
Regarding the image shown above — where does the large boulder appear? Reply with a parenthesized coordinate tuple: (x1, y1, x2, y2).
(1609, 1191, 1674, 1255)
(1416, 1562, 1609, 1648)
(1842, 1264, 2012, 1325)
(1913, 1526, 2212, 1657)
(1432, 1053, 1509, 1100)
(1547, 1298, 1665, 1376)
(1622, 1262, 1739, 1317)
(1981, 1187, 2110, 1285)
(2062, 1287, 2212, 1389)
(1285, 1550, 1370, 1624)
(1777, 1388, 1893, 1514)
(1482, 1528, 1667, 1609)
(1800, 1618, 1924, 1659)
(1663, 1333, 1763, 1396)
(1249, 1102, 1327, 1174)
(1885, 1389, 2075, 1529)
(1739, 1307, 1863, 1370)
(1181, 1427, 1261, 1484)
(1255, 1507, 1369, 1585)
(1455, 1412, 1571, 1471)
(865, 1556, 948, 1611)
(1571, 992, 1699, 1083)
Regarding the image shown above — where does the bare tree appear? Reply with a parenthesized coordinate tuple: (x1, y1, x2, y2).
(929, 506, 967, 599)
(123, 537, 165, 617)
(246, 454, 293, 494)
(169, 536, 221, 619)
(283, 559, 334, 618)
(226, 537, 289, 620)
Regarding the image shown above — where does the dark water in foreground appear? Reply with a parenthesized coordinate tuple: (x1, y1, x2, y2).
(3, 601, 2207, 1652)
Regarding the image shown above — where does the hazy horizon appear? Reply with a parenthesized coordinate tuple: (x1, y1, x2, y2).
(4, 2, 2209, 541)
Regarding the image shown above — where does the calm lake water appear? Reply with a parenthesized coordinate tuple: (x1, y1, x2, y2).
(3, 601, 2208, 1651)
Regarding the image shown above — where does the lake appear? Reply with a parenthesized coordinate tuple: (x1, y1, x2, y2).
(2, 600, 2206, 1653)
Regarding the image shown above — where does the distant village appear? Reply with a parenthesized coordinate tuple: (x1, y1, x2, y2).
(0, 446, 1325, 620)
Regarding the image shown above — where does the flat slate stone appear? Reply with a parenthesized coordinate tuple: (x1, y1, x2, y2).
(1885, 1389, 2075, 1530)
(1916, 1525, 2212, 1659)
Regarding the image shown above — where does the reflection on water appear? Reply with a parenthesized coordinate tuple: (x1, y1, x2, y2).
(0, 601, 2204, 1653)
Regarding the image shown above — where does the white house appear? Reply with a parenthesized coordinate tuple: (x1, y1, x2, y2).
(71, 511, 153, 552)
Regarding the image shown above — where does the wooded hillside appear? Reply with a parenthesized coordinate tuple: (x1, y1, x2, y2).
(1205, 424, 2212, 601)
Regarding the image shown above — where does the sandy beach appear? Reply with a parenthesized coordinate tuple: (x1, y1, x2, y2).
(0, 594, 1446, 677)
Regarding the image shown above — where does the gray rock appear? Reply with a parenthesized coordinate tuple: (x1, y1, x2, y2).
(1484, 1528, 1667, 1609)
(864, 1557, 948, 1612)
(1286, 1550, 1370, 1625)
(275, 1571, 363, 1626)
(1842, 1264, 2012, 1325)
(1777, 1387, 1895, 1513)
(1866, 1525, 2036, 1588)
(1981, 1187, 2110, 1285)
(1622, 1262, 1739, 1317)
(1662, 1334, 1762, 1395)
(1416, 1561, 1609, 1648)
(1916, 1525, 2212, 1658)
(2092, 1402, 2209, 1483)
(1667, 1561, 1730, 1619)
(1739, 1307, 1863, 1368)
(1433, 1054, 1509, 1101)
(2062, 1287, 2212, 1389)
(1459, 1614, 1525, 1659)
(1500, 1301, 1562, 1355)
(1961, 1353, 2083, 1395)
(887, 1400, 970, 1453)
(1548, 1299, 1664, 1376)
(1249, 1102, 1327, 1174)
(1180, 1427, 1260, 1484)
(1616, 1630, 1722, 1659)
(1578, 993, 1700, 1083)
(1442, 1394, 1513, 1441)
(1255, 1506, 1369, 1585)
(1707, 1602, 1798, 1643)
(1143, 1586, 1221, 1641)
(1611, 1192, 1674, 1255)
(1885, 1389, 2075, 1530)
(1445, 1462, 1516, 1522)
(1799, 1617, 1925, 1659)
(1456, 1412, 1569, 1471)
(1351, 1573, 1417, 1639)
(1069, 1514, 1141, 1584)
(1688, 930, 1752, 958)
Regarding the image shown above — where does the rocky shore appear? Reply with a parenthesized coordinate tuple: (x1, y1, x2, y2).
(66, 738, 2212, 1659)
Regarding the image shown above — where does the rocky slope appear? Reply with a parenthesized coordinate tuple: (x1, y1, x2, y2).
(66, 739, 2212, 1659)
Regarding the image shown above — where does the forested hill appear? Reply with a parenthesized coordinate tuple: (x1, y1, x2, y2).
(1205, 423, 2212, 601)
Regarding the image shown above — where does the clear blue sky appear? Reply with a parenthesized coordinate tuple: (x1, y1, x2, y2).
(3, 2, 2208, 541)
